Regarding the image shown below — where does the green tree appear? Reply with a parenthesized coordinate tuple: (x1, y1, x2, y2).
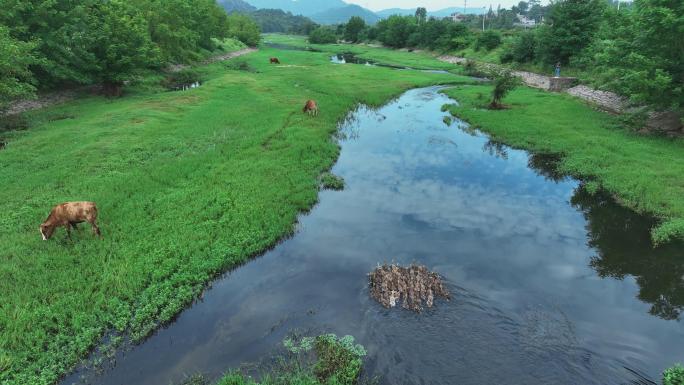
(488, 67, 522, 108)
(415, 7, 427, 24)
(226, 13, 261, 46)
(475, 30, 503, 51)
(0, 0, 100, 87)
(536, 0, 606, 65)
(589, 0, 683, 110)
(88, 0, 159, 96)
(0, 25, 37, 111)
(376, 15, 417, 48)
(344, 16, 366, 43)
(309, 26, 337, 44)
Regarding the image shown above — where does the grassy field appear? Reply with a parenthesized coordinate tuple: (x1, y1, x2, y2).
(443, 85, 684, 242)
(263, 33, 457, 71)
(0, 43, 464, 385)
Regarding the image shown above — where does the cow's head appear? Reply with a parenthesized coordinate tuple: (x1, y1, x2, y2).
(39, 223, 55, 241)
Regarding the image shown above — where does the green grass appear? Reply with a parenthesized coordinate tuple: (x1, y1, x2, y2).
(663, 364, 684, 385)
(0, 42, 461, 385)
(199, 334, 366, 385)
(443, 85, 684, 242)
(263, 33, 458, 71)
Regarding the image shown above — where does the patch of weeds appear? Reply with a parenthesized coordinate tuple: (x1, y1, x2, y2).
(0, 114, 30, 132)
(0, 138, 6, 150)
(47, 113, 76, 122)
(463, 60, 487, 78)
(180, 374, 210, 385)
(321, 172, 344, 190)
(583, 180, 601, 195)
(163, 69, 203, 90)
(225, 60, 257, 73)
(442, 116, 452, 126)
(284, 336, 315, 354)
(313, 334, 366, 385)
(664, 364, 684, 385)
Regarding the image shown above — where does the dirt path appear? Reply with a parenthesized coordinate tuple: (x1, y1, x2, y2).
(6, 48, 259, 116)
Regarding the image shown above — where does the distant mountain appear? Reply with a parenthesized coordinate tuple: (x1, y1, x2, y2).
(310, 4, 380, 25)
(243, 0, 347, 16)
(218, 0, 256, 13)
(377, 7, 487, 19)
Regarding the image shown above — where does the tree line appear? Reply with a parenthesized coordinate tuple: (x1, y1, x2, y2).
(312, 0, 682, 112)
(0, 0, 261, 109)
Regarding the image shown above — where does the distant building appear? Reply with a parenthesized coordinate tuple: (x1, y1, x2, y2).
(514, 14, 537, 27)
(450, 12, 467, 22)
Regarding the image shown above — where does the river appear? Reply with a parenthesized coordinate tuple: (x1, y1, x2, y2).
(61, 87, 684, 385)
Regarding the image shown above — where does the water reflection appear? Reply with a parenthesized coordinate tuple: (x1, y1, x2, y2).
(572, 188, 684, 321)
(60, 87, 684, 385)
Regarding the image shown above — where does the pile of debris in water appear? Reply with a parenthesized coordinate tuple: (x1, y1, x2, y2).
(368, 264, 450, 312)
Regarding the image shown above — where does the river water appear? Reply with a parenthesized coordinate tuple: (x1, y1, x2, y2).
(62, 87, 684, 385)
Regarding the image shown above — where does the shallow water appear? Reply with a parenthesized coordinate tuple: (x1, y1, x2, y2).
(62, 87, 684, 385)
(331, 53, 452, 75)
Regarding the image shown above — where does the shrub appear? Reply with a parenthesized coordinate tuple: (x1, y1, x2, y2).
(309, 27, 337, 44)
(664, 364, 684, 385)
(474, 30, 502, 51)
(487, 68, 521, 108)
(163, 69, 202, 89)
(313, 334, 366, 385)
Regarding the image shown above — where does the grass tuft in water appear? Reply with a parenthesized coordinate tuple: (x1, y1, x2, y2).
(664, 364, 684, 385)
(321, 172, 345, 191)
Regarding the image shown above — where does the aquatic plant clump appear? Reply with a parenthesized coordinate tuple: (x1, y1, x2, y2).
(368, 264, 450, 312)
(664, 364, 684, 385)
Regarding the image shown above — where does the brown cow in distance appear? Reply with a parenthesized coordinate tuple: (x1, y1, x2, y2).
(40, 202, 102, 240)
(269, 57, 280, 64)
(303, 100, 319, 116)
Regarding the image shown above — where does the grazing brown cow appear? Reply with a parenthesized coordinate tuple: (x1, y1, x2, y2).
(303, 100, 319, 116)
(269, 57, 280, 64)
(40, 202, 101, 240)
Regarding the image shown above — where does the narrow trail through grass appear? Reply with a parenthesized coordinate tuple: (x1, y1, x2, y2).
(0, 45, 464, 385)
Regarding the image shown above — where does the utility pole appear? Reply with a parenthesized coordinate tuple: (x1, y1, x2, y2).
(464, 0, 467, 15)
(482, 7, 487, 31)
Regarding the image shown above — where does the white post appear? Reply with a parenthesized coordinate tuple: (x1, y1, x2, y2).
(482, 7, 487, 31)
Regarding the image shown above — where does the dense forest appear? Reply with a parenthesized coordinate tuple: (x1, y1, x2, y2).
(250, 9, 318, 34)
(324, 0, 682, 113)
(0, 0, 260, 109)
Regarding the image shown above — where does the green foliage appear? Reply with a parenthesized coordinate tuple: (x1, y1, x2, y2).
(309, 27, 337, 44)
(283, 336, 315, 354)
(664, 364, 684, 385)
(163, 69, 203, 89)
(375, 15, 417, 48)
(474, 30, 503, 51)
(320, 173, 344, 190)
(89, 0, 160, 94)
(0, 25, 36, 111)
(0, 43, 458, 385)
(500, 31, 537, 63)
(587, 0, 683, 110)
(536, 0, 606, 65)
(444, 84, 684, 243)
(226, 14, 261, 47)
(344, 16, 366, 43)
(313, 334, 366, 385)
(488, 68, 522, 108)
(251, 9, 318, 35)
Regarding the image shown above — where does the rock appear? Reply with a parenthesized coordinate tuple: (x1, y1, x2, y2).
(645, 110, 683, 135)
(368, 263, 450, 312)
(548, 77, 577, 92)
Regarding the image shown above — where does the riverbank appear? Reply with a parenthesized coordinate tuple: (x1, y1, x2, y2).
(0, 45, 461, 385)
(442, 84, 684, 243)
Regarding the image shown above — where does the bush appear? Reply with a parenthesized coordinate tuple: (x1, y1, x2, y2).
(487, 68, 521, 108)
(163, 69, 202, 89)
(474, 30, 502, 51)
(313, 334, 366, 385)
(664, 364, 684, 385)
(309, 27, 337, 44)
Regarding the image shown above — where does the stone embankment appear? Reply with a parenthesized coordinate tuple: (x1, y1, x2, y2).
(438, 55, 682, 135)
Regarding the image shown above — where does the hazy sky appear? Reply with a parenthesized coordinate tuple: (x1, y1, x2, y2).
(345, 0, 544, 11)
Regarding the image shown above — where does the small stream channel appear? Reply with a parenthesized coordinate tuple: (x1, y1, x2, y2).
(61, 87, 684, 385)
